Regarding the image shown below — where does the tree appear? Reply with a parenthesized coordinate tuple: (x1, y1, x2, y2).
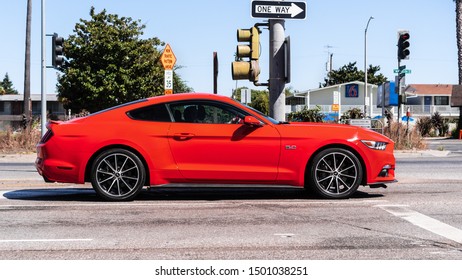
(57, 7, 192, 113)
(232, 87, 270, 115)
(0, 73, 19, 95)
(321, 62, 387, 87)
(250, 90, 269, 115)
(455, 0, 462, 135)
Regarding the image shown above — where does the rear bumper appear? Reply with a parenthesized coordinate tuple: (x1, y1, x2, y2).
(35, 144, 80, 184)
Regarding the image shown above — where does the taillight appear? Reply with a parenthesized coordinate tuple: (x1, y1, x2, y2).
(40, 129, 54, 143)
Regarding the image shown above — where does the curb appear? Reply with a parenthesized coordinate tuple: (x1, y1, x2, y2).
(394, 150, 451, 158)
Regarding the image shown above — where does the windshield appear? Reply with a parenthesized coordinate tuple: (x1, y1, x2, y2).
(241, 103, 280, 125)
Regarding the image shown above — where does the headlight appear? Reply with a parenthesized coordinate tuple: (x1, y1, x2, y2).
(361, 140, 387, 150)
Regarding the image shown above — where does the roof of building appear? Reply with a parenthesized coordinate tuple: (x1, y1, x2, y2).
(405, 84, 453, 95)
(0, 94, 58, 101)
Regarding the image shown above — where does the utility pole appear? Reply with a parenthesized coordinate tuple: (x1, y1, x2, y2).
(41, 0, 47, 137)
(325, 45, 334, 73)
(269, 19, 286, 121)
(23, 0, 32, 130)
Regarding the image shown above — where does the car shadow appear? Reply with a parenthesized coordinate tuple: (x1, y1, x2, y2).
(2, 185, 384, 202)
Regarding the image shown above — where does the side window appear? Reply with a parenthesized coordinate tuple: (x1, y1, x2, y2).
(169, 101, 247, 124)
(127, 104, 171, 122)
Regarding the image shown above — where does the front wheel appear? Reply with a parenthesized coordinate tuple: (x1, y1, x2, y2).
(91, 149, 146, 201)
(307, 148, 363, 199)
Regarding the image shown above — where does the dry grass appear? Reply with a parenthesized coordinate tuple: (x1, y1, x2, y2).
(0, 127, 41, 154)
(384, 122, 427, 150)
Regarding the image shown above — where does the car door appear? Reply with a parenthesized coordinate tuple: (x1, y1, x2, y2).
(167, 100, 281, 183)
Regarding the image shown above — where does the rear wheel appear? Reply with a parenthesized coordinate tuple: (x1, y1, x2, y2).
(307, 148, 363, 199)
(91, 149, 145, 201)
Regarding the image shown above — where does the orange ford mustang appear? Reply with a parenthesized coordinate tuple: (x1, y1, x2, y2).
(36, 93, 395, 201)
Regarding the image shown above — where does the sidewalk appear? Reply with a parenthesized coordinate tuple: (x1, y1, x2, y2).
(0, 153, 37, 163)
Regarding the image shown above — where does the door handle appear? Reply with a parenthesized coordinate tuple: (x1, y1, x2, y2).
(173, 133, 195, 141)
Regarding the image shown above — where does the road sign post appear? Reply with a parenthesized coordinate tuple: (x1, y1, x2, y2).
(249, 0, 307, 121)
(160, 44, 177, 95)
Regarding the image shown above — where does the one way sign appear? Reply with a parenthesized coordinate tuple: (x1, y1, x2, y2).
(251, 1, 306, 20)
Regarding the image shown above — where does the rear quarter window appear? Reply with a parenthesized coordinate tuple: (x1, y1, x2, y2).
(127, 104, 171, 122)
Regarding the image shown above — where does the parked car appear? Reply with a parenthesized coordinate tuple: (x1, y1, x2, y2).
(35, 93, 395, 201)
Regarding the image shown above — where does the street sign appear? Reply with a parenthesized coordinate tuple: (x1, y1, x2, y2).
(164, 69, 173, 95)
(333, 91, 340, 105)
(251, 1, 306, 19)
(349, 119, 372, 129)
(160, 44, 177, 70)
(393, 69, 411, 74)
(160, 44, 176, 95)
(240, 88, 251, 104)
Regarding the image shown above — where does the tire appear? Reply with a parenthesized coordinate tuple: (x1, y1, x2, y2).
(91, 148, 146, 201)
(307, 148, 363, 199)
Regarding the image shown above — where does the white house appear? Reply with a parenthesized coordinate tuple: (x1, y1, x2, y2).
(286, 81, 379, 120)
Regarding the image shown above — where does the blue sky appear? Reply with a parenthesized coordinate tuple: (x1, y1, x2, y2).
(0, 0, 458, 97)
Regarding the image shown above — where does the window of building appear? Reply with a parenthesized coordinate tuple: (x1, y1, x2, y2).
(434, 96, 449, 106)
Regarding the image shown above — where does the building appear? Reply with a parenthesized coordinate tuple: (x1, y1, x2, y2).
(286, 81, 380, 120)
(286, 82, 460, 121)
(0, 94, 66, 130)
(404, 84, 460, 117)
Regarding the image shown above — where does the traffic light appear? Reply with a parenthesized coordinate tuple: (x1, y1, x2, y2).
(232, 26, 260, 82)
(52, 33, 64, 68)
(397, 31, 410, 60)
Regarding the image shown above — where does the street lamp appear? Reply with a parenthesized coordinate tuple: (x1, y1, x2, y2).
(364, 16, 374, 118)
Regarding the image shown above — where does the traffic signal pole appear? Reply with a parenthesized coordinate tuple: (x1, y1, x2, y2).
(396, 30, 410, 138)
(269, 19, 286, 121)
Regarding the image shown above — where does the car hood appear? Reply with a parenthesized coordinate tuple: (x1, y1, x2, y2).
(278, 122, 393, 143)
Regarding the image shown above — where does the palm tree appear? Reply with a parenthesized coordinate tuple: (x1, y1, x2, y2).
(456, 0, 462, 134)
(23, 0, 32, 129)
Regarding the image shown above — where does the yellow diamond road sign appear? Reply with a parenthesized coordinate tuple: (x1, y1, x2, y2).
(160, 44, 176, 70)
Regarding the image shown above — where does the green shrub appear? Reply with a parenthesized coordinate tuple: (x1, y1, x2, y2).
(416, 116, 432, 137)
(288, 106, 325, 122)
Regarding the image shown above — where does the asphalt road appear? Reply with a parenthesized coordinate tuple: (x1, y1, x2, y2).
(0, 142, 461, 260)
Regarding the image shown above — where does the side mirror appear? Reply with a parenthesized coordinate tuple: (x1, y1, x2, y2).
(244, 116, 263, 127)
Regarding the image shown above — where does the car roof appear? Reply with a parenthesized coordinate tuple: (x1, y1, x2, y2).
(146, 93, 232, 103)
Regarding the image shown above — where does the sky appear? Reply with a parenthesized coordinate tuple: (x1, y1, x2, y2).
(0, 0, 458, 97)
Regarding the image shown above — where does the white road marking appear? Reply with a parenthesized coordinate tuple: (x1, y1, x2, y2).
(274, 233, 296, 238)
(0, 239, 92, 243)
(377, 205, 462, 244)
(0, 191, 8, 199)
